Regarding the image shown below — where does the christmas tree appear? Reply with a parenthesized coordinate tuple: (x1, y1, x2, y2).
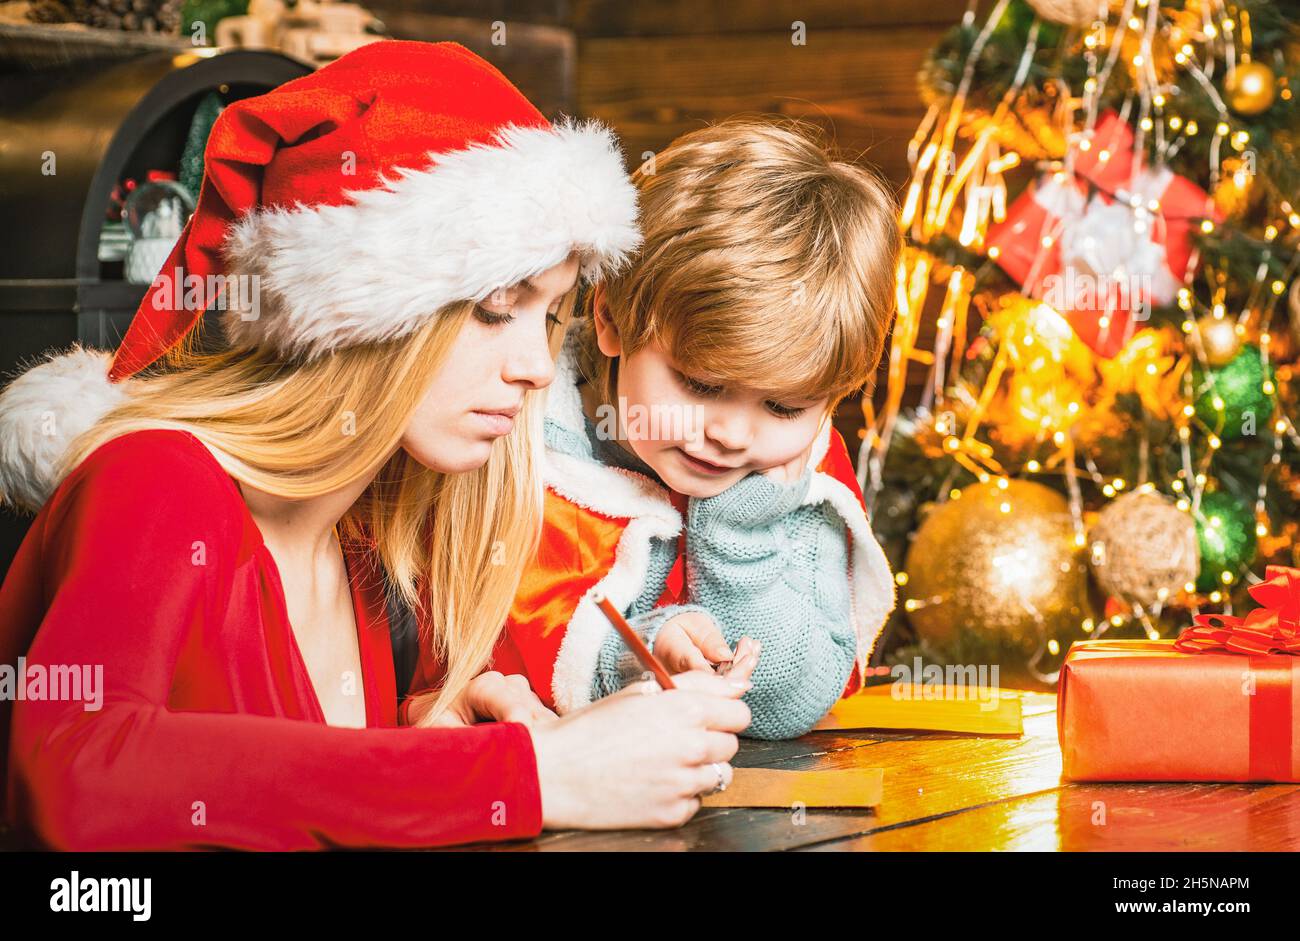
(865, 0, 1299, 688)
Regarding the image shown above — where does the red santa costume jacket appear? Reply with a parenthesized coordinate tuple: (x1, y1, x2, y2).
(407, 344, 898, 716)
(0, 430, 541, 850)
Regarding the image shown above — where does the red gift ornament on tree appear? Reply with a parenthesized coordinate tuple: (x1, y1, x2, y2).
(987, 111, 1220, 358)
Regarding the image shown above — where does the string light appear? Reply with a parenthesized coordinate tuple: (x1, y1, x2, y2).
(864, 2, 1297, 653)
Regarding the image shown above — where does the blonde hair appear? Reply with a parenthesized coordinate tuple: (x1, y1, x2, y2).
(66, 297, 573, 724)
(580, 118, 901, 412)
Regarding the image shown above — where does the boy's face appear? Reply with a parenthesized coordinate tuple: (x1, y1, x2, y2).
(595, 309, 829, 497)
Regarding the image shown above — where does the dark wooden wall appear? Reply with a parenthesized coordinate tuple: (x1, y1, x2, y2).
(372, 0, 973, 192)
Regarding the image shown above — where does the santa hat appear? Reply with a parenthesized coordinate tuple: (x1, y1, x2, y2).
(0, 41, 640, 512)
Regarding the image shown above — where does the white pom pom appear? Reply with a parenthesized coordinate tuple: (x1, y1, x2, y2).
(0, 346, 129, 513)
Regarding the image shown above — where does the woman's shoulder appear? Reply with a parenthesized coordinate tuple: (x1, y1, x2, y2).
(65, 428, 237, 493)
(47, 429, 255, 549)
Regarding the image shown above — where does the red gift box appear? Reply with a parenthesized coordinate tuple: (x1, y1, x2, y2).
(1058, 567, 1300, 782)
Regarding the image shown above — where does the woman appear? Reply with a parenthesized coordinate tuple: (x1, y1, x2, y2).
(0, 41, 749, 851)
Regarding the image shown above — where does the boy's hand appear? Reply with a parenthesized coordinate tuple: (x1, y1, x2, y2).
(718, 636, 761, 686)
(653, 611, 734, 674)
(653, 611, 762, 685)
(761, 436, 816, 484)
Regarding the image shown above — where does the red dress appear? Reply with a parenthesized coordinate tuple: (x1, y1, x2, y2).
(0, 429, 542, 850)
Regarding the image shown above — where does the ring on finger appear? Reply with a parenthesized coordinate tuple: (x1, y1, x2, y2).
(702, 761, 728, 797)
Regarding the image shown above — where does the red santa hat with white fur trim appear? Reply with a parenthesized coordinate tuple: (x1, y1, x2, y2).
(0, 40, 640, 512)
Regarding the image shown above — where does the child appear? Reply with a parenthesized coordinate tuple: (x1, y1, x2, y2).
(407, 118, 901, 739)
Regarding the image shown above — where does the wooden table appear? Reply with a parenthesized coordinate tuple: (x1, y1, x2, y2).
(472, 692, 1300, 851)
(1, 691, 1295, 852)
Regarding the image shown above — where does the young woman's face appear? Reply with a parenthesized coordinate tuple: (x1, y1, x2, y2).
(401, 255, 580, 473)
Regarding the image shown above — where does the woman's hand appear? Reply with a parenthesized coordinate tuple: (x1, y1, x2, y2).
(415, 671, 557, 728)
(653, 611, 762, 685)
(529, 671, 752, 830)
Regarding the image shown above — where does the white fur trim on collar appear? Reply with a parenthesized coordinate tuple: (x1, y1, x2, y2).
(546, 449, 681, 529)
(550, 510, 681, 713)
(221, 120, 640, 359)
(804, 470, 896, 683)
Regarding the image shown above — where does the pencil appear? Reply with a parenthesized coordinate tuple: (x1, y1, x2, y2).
(591, 592, 677, 690)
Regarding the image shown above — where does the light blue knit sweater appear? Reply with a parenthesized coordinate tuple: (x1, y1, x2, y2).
(546, 396, 856, 740)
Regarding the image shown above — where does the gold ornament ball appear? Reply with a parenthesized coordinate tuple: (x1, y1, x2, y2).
(1088, 490, 1199, 608)
(903, 480, 1093, 651)
(1194, 314, 1242, 367)
(1225, 62, 1277, 116)
(1026, 0, 1105, 27)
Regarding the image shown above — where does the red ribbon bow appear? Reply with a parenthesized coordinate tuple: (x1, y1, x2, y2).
(1174, 565, 1300, 656)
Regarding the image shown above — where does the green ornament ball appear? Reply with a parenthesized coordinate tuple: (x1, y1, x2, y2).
(1194, 491, 1257, 593)
(1192, 346, 1274, 440)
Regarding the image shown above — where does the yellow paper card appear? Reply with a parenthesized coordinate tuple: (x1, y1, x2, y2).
(812, 685, 1023, 735)
(701, 768, 884, 808)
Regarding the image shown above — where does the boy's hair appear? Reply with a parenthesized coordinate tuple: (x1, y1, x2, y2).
(579, 117, 901, 411)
